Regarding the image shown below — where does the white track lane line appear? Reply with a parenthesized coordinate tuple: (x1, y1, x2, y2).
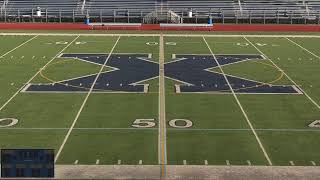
(0, 35, 38, 58)
(2, 33, 320, 38)
(54, 36, 121, 163)
(285, 37, 320, 60)
(203, 36, 273, 166)
(0, 35, 80, 112)
(244, 37, 320, 110)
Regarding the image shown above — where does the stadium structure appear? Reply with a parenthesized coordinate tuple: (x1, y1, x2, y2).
(0, 0, 320, 180)
(0, 0, 320, 24)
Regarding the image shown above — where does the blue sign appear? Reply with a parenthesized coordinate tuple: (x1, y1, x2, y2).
(1, 149, 54, 178)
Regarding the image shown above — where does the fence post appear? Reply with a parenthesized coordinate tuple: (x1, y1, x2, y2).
(305, 15, 307, 24)
(72, 9, 75, 23)
(181, 10, 184, 23)
(18, 9, 20, 22)
(195, 10, 197, 24)
(46, 9, 48, 22)
(100, 10, 102, 23)
(32, 9, 34, 22)
(236, 12, 238, 24)
(127, 10, 129, 23)
(86, 9, 89, 23)
(222, 11, 225, 24)
(181, 10, 183, 19)
(59, 9, 61, 23)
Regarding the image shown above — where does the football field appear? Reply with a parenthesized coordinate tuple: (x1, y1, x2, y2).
(1, 33, 320, 167)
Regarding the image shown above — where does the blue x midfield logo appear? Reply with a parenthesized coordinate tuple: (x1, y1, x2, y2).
(23, 53, 301, 94)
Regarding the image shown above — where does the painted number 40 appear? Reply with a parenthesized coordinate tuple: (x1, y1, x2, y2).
(132, 119, 193, 128)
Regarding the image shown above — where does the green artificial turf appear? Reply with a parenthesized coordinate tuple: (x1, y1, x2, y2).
(0, 33, 320, 166)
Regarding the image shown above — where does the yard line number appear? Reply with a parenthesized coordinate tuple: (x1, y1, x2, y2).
(132, 118, 193, 128)
(47, 41, 178, 46)
(45, 41, 92, 45)
(0, 118, 19, 127)
(146, 42, 177, 46)
(237, 43, 279, 47)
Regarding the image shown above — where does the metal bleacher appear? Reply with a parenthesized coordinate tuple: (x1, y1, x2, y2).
(307, 0, 320, 11)
(5, 0, 80, 11)
(167, 0, 237, 10)
(86, 0, 157, 11)
(0, 0, 319, 24)
(242, 0, 304, 11)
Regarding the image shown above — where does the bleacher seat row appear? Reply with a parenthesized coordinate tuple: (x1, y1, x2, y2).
(0, 0, 319, 19)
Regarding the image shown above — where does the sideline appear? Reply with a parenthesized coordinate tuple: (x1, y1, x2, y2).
(2, 33, 320, 38)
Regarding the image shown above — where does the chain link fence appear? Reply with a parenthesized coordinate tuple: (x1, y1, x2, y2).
(0, 8, 320, 24)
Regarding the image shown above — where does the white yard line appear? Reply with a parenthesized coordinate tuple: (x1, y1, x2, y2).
(0, 127, 158, 130)
(1, 33, 320, 38)
(54, 36, 121, 163)
(244, 37, 320, 110)
(285, 37, 320, 60)
(158, 34, 167, 180)
(0, 33, 159, 37)
(203, 36, 273, 166)
(0, 35, 38, 58)
(0, 35, 80, 112)
(168, 128, 320, 132)
(2, 128, 320, 132)
(165, 34, 320, 38)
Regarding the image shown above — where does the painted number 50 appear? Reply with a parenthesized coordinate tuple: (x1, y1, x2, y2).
(132, 119, 193, 128)
(132, 119, 156, 128)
